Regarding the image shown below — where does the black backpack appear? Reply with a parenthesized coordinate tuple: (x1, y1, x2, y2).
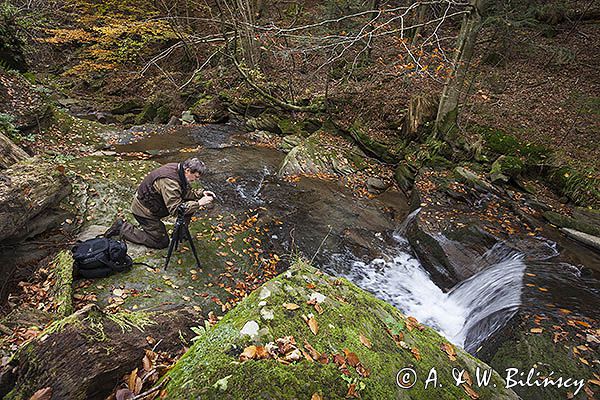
(72, 237, 133, 279)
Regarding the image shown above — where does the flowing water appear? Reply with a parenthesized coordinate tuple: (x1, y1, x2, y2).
(113, 124, 599, 353)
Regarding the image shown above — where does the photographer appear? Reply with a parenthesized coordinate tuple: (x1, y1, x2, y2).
(104, 157, 215, 249)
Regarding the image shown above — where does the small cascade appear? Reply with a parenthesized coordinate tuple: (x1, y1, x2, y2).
(336, 236, 526, 351)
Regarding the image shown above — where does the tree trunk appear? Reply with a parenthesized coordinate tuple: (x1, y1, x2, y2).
(403, 94, 438, 140)
(0, 159, 71, 242)
(0, 132, 28, 169)
(434, 3, 484, 139)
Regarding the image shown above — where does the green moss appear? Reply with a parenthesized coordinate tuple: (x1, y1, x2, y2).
(136, 102, 158, 124)
(51, 250, 74, 317)
(163, 261, 517, 399)
(106, 310, 156, 332)
(547, 166, 600, 208)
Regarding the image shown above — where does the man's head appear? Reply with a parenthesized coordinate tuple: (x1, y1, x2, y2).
(182, 157, 207, 183)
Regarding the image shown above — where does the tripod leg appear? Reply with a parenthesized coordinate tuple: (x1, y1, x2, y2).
(164, 226, 181, 270)
(184, 225, 202, 268)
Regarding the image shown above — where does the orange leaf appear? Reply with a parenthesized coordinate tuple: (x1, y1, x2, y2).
(240, 345, 258, 361)
(441, 343, 457, 361)
(311, 394, 323, 400)
(283, 303, 300, 310)
(411, 347, 421, 361)
(462, 383, 480, 399)
(343, 348, 360, 367)
(128, 368, 138, 391)
(530, 328, 543, 334)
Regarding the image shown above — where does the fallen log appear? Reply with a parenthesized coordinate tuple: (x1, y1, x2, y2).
(1, 306, 198, 400)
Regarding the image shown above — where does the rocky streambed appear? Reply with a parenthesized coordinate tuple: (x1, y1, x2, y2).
(0, 121, 598, 399)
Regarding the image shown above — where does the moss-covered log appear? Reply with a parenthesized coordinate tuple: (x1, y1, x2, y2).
(2, 306, 198, 400)
(49, 250, 74, 317)
(162, 261, 518, 400)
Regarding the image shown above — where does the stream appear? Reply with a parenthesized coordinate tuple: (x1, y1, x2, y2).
(114, 123, 600, 354)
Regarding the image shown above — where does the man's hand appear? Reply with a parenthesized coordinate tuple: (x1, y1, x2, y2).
(198, 191, 215, 207)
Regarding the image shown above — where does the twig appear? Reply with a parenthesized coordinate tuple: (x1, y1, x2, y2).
(310, 225, 333, 264)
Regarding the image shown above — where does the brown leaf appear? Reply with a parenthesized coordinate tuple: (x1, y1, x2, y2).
(311, 394, 323, 400)
(314, 303, 324, 315)
(128, 368, 138, 391)
(134, 376, 143, 395)
(240, 345, 258, 361)
(346, 383, 359, 398)
(411, 347, 421, 361)
(29, 387, 52, 400)
(317, 353, 330, 364)
(255, 346, 270, 359)
(142, 355, 152, 371)
(359, 334, 372, 349)
(283, 303, 300, 310)
(441, 343, 456, 361)
(333, 353, 346, 367)
(304, 340, 321, 360)
(406, 316, 420, 331)
(305, 315, 318, 335)
(462, 383, 480, 399)
(530, 327, 543, 334)
(343, 349, 360, 367)
(356, 363, 371, 377)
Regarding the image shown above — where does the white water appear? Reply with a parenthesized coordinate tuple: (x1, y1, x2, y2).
(336, 211, 526, 351)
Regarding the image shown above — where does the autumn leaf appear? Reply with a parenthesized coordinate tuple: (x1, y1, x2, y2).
(441, 342, 456, 361)
(530, 328, 543, 334)
(343, 348, 360, 367)
(311, 394, 323, 400)
(29, 387, 52, 400)
(304, 340, 321, 360)
(303, 314, 318, 335)
(128, 368, 138, 391)
(240, 345, 258, 361)
(359, 334, 372, 349)
(462, 383, 480, 399)
(411, 347, 421, 361)
(283, 303, 300, 310)
(346, 383, 360, 398)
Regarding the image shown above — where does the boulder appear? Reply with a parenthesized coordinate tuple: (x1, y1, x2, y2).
(278, 133, 356, 177)
(543, 210, 600, 237)
(0, 158, 71, 242)
(0, 132, 28, 169)
(163, 261, 518, 400)
(366, 177, 390, 193)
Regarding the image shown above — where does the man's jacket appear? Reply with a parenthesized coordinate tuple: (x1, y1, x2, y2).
(132, 163, 200, 219)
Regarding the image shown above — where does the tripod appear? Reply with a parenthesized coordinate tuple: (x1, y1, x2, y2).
(164, 204, 202, 270)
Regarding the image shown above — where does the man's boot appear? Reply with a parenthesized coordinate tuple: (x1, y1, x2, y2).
(104, 218, 124, 238)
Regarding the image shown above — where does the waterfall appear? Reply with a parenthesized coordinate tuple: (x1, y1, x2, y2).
(336, 234, 526, 351)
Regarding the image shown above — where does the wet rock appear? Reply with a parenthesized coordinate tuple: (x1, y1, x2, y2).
(163, 261, 518, 400)
(560, 228, 600, 252)
(248, 130, 275, 142)
(543, 210, 600, 237)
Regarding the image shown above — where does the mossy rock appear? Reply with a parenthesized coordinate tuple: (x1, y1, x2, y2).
(490, 155, 524, 183)
(543, 211, 600, 237)
(110, 99, 143, 115)
(135, 102, 158, 124)
(163, 261, 518, 399)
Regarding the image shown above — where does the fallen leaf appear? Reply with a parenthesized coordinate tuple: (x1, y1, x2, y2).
(128, 368, 138, 391)
(343, 349, 360, 367)
(346, 383, 359, 398)
(283, 303, 300, 310)
(240, 345, 258, 361)
(29, 387, 52, 400)
(411, 347, 421, 361)
(530, 328, 543, 334)
(462, 383, 480, 399)
(441, 342, 457, 361)
(311, 393, 323, 400)
(303, 315, 318, 335)
(359, 334, 372, 349)
(304, 340, 321, 360)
